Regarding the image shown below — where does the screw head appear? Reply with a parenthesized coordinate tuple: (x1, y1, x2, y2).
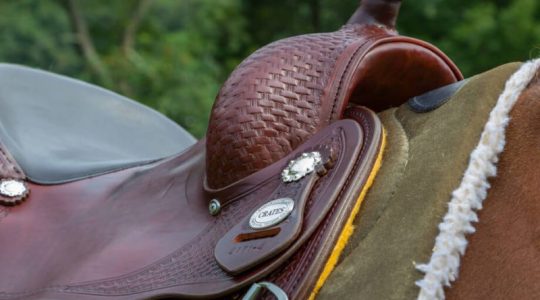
(209, 199, 221, 216)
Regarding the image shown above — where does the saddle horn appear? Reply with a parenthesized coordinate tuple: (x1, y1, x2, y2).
(347, 0, 402, 29)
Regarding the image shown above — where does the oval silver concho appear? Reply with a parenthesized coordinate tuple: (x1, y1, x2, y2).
(249, 198, 295, 229)
(281, 151, 322, 182)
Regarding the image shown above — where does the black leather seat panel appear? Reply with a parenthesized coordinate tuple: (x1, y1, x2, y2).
(407, 80, 468, 113)
(0, 64, 196, 184)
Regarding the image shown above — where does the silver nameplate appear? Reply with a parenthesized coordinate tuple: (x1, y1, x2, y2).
(249, 198, 295, 229)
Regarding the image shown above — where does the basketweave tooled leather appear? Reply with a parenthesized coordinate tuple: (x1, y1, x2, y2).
(0, 106, 381, 300)
(205, 1, 462, 189)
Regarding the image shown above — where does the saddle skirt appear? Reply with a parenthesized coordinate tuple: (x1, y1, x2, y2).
(0, 105, 383, 299)
(0, 1, 463, 299)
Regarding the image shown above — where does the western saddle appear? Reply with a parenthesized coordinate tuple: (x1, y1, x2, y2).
(0, 0, 463, 299)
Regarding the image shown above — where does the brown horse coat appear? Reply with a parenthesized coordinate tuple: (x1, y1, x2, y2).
(445, 68, 540, 300)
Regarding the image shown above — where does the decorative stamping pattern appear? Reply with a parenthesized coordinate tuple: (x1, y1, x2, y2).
(206, 25, 386, 188)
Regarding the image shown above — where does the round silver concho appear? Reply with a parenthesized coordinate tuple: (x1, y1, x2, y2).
(281, 151, 322, 182)
(0, 179, 27, 198)
(249, 198, 295, 229)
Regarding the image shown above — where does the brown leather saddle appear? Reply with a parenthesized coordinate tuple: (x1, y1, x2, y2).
(0, 1, 462, 299)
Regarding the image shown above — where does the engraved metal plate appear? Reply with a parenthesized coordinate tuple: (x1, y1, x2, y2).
(249, 198, 295, 229)
(281, 151, 322, 182)
(0, 179, 27, 198)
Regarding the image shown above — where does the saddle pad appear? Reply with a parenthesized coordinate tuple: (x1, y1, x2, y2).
(0, 64, 195, 184)
(0, 106, 383, 299)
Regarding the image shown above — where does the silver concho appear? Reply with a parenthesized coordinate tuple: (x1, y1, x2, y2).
(0, 179, 27, 198)
(281, 151, 322, 182)
(249, 198, 295, 229)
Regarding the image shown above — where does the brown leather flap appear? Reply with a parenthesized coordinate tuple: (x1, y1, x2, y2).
(215, 146, 337, 275)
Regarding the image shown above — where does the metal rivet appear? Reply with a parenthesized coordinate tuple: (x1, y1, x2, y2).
(209, 199, 221, 216)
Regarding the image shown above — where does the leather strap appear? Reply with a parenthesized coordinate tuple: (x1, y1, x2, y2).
(215, 146, 336, 274)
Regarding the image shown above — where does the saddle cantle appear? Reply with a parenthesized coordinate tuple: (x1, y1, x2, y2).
(206, 0, 462, 189)
(0, 1, 462, 299)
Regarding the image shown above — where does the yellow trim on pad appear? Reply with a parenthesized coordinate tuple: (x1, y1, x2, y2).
(308, 128, 387, 300)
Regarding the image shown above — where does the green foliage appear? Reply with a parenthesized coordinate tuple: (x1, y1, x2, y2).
(397, 0, 540, 76)
(1, 0, 539, 137)
(0, 0, 82, 73)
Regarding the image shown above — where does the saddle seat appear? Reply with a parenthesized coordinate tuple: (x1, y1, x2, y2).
(0, 64, 196, 185)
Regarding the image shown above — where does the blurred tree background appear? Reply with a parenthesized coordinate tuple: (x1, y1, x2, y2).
(1, 0, 539, 137)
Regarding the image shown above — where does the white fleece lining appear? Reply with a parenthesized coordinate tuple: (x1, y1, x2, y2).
(415, 59, 540, 300)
